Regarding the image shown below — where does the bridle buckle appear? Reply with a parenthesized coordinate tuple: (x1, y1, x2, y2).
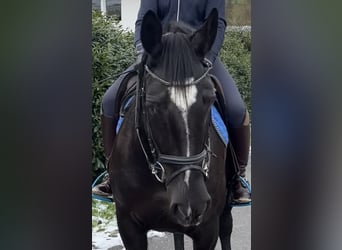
(151, 162, 165, 183)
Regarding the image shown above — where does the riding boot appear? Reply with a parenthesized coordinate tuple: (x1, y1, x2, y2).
(229, 111, 251, 204)
(92, 115, 116, 198)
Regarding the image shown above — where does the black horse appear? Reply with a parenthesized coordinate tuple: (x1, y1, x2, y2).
(109, 9, 233, 250)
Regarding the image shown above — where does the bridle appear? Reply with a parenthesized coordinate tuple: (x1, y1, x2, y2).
(144, 65, 212, 86)
(135, 62, 215, 185)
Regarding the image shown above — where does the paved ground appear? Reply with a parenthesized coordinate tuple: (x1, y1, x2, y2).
(109, 155, 251, 250)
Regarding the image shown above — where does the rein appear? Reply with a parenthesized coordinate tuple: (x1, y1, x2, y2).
(135, 63, 213, 184)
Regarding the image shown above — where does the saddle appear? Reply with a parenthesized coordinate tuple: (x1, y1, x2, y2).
(114, 70, 138, 120)
(209, 74, 226, 120)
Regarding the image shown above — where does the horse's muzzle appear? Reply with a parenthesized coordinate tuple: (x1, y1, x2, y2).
(170, 198, 211, 227)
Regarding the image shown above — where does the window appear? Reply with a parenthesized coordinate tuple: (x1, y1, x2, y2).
(92, 0, 121, 19)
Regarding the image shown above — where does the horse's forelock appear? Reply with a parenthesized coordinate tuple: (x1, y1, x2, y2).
(159, 27, 201, 88)
(144, 22, 205, 105)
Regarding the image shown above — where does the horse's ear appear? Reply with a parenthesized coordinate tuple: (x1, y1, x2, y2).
(190, 8, 218, 59)
(141, 10, 162, 58)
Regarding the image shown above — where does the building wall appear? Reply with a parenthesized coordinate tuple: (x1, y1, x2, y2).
(121, 0, 140, 31)
(118, 0, 251, 30)
(92, 0, 121, 17)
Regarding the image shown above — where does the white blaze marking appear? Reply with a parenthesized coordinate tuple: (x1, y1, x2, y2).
(169, 79, 197, 157)
(169, 78, 197, 187)
(184, 170, 190, 186)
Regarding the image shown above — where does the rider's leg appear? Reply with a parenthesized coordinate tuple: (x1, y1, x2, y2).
(210, 58, 251, 204)
(229, 111, 251, 203)
(92, 89, 119, 197)
(92, 65, 135, 197)
(91, 114, 116, 197)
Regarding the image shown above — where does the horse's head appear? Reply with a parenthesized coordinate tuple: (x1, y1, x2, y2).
(139, 9, 218, 227)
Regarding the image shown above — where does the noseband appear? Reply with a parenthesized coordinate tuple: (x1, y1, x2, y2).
(135, 63, 214, 184)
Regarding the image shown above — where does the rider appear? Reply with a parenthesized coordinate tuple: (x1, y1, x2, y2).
(93, 0, 251, 204)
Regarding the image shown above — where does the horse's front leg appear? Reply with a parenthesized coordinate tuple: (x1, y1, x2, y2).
(219, 203, 233, 250)
(190, 219, 220, 250)
(174, 233, 185, 250)
(116, 207, 148, 250)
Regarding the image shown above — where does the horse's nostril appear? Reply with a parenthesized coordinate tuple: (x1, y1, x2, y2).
(171, 204, 179, 214)
(171, 203, 190, 218)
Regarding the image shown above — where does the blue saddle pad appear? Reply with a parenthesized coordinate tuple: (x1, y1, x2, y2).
(211, 106, 229, 146)
(116, 96, 133, 134)
(116, 102, 228, 146)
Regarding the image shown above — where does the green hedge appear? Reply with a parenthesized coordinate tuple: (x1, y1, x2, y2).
(220, 28, 251, 113)
(92, 11, 135, 177)
(92, 11, 251, 177)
